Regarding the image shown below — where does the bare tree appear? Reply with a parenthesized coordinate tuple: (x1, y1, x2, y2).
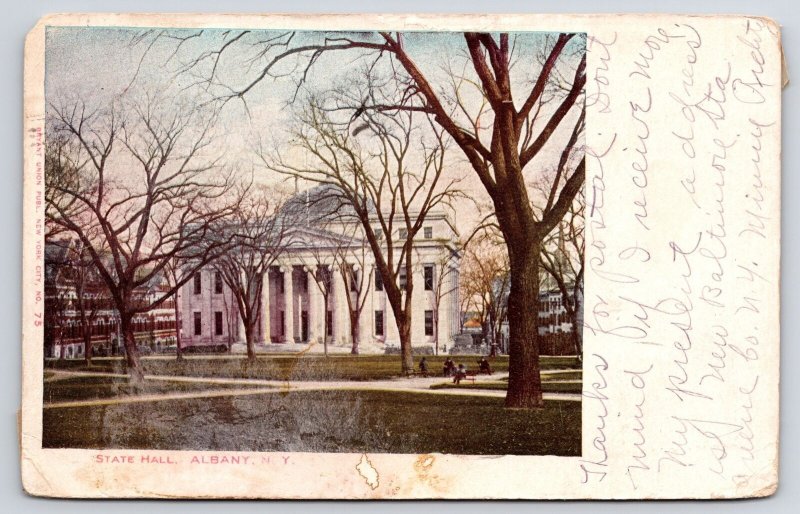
(44, 132, 85, 242)
(262, 90, 462, 373)
(460, 235, 511, 355)
(539, 191, 585, 359)
(430, 248, 460, 356)
(221, 285, 238, 352)
(309, 264, 333, 356)
(335, 231, 374, 355)
(212, 185, 292, 360)
(150, 29, 586, 407)
(43, 238, 107, 361)
(45, 94, 241, 383)
(43, 284, 68, 359)
(163, 256, 186, 360)
(69, 244, 107, 364)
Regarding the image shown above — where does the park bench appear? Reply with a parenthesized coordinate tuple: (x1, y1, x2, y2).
(454, 370, 477, 384)
(403, 368, 430, 378)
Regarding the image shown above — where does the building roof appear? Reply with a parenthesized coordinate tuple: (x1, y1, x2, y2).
(279, 184, 375, 225)
(464, 318, 482, 329)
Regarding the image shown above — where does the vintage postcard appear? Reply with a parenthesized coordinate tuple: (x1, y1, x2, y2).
(20, 13, 782, 499)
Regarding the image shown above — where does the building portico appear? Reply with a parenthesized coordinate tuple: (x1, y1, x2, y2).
(179, 187, 461, 353)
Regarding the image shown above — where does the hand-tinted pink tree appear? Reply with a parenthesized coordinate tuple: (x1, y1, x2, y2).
(45, 94, 241, 383)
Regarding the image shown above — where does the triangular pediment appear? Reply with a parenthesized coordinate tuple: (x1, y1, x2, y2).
(284, 225, 367, 251)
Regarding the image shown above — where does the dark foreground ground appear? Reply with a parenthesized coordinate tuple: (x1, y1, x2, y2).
(43, 383, 581, 456)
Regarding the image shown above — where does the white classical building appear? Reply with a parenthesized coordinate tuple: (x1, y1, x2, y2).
(179, 186, 461, 353)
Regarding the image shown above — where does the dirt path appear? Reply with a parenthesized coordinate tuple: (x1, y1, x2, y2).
(44, 369, 582, 409)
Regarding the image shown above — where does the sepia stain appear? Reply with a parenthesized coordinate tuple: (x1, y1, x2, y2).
(411, 454, 452, 495)
(414, 453, 435, 478)
(356, 453, 379, 490)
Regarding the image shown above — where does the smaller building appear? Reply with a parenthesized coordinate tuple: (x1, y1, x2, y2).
(538, 288, 580, 336)
(44, 239, 177, 359)
(489, 283, 583, 356)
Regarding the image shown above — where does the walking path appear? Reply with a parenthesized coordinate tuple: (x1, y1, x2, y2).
(43, 369, 582, 409)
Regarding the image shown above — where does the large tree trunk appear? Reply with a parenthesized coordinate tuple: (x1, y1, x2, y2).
(349, 310, 360, 355)
(504, 248, 544, 409)
(571, 326, 582, 358)
(119, 313, 144, 385)
(396, 310, 413, 373)
(245, 322, 256, 361)
(82, 329, 92, 365)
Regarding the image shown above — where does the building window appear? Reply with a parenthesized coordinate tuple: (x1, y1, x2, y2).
(280, 310, 285, 336)
(214, 271, 223, 294)
(279, 273, 285, 294)
(424, 310, 434, 336)
(301, 272, 308, 292)
(375, 310, 384, 336)
(398, 228, 408, 239)
(375, 269, 383, 291)
(375, 225, 384, 240)
(193, 312, 202, 336)
(424, 226, 433, 239)
(214, 311, 223, 336)
(326, 310, 333, 336)
(399, 267, 407, 291)
(423, 265, 434, 290)
(193, 273, 202, 295)
(349, 267, 358, 292)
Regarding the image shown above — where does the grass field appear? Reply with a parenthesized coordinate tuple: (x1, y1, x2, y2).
(429, 380, 583, 394)
(44, 354, 581, 381)
(43, 388, 581, 455)
(43, 376, 268, 403)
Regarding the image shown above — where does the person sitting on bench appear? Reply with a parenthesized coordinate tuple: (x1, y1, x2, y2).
(453, 363, 468, 384)
(478, 357, 492, 375)
(418, 357, 429, 377)
(443, 358, 455, 377)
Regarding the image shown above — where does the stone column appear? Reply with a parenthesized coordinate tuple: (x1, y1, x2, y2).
(338, 270, 351, 346)
(261, 270, 270, 344)
(351, 265, 362, 348)
(306, 267, 319, 343)
(329, 265, 339, 343)
(282, 266, 295, 344)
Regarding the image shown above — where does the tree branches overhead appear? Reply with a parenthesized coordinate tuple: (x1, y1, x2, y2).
(45, 94, 242, 314)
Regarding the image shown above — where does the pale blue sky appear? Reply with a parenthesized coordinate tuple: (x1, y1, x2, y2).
(45, 26, 585, 234)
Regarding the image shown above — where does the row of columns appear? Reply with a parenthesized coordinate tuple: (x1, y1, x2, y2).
(237, 264, 357, 345)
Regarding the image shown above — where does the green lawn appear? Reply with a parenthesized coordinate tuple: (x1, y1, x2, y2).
(43, 388, 581, 456)
(542, 371, 583, 381)
(43, 376, 269, 404)
(430, 380, 583, 394)
(44, 354, 581, 381)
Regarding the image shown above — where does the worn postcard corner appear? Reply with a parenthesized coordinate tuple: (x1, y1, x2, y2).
(21, 12, 781, 500)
